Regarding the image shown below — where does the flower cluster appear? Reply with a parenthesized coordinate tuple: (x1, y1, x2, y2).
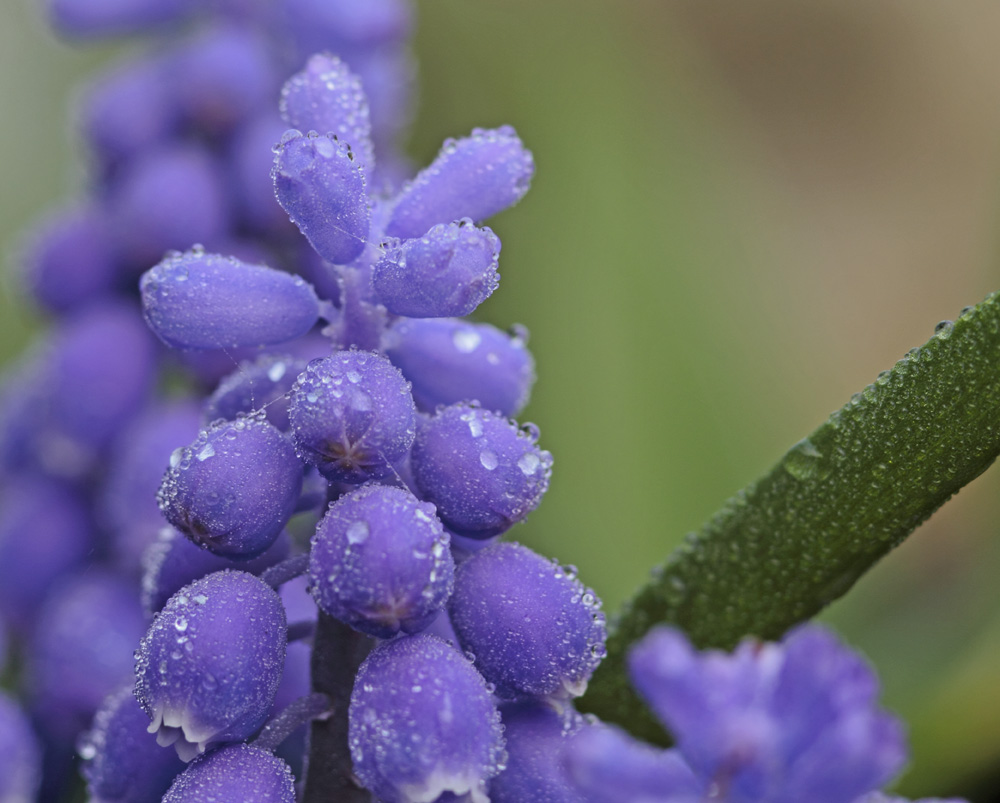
(0, 1, 973, 802)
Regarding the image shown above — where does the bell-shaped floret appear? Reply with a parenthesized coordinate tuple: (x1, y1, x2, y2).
(289, 350, 415, 483)
(449, 542, 606, 700)
(282, 0, 412, 56)
(141, 248, 322, 350)
(101, 401, 202, 575)
(385, 126, 533, 240)
(141, 527, 292, 616)
(349, 634, 505, 803)
(628, 625, 908, 803)
(309, 484, 453, 638)
(157, 415, 303, 558)
(372, 219, 500, 317)
(161, 743, 296, 803)
(384, 318, 534, 417)
(0, 476, 94, 630)
(80, 685, 185, 803)
(135, 571, 286, 761)
(80, 49, 178, 167)
(110, 144, 230, 269)
(204, 355, 309, 432)
(410, 404, 550, 538)
(280, 53, 375, 173)
(169, 24, 275, 135)
(29, 570, 147, 742)
(490, 700, 586, 803)
(33, 302, 158, 476)
(20, 202, 119, 314)
(0, 691, 41, 802)
(273, 129, 370, 265)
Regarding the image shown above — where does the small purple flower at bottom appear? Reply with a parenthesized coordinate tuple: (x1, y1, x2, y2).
(161, 743, 296, 803)
(624, 624, 908, 803)
(349, 634, 505, 803)
(563, 722, 702, 803)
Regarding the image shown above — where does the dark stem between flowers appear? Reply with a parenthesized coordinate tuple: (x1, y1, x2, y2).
(301, 613, 373, 803)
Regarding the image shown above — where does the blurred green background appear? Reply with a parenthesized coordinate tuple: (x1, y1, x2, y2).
(4, 0, 1000, 798)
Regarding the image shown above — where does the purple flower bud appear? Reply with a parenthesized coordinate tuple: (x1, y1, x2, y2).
(135, 571, 286, 761)
(158, 414, 303, 558)
(449, 542, 606, 700)
(29, 571, 146, 742)
(490, 700, 586, 803)
(80, 686, 185, 803)
(228, 112, 298, 237)
(110, 144, 230, 269)
(204, 355, 309, 432)
(48, 0, 196, 37)
(20, 202, 119, 313)
(0, 691, 41, 802)
(80, 50, 178, 167)
(372, 219, 500, 317)
(562, 724, 701, 803)
(282, 0, 412, 55)
(101, 401, 202, 574)
(386, 126, 533, 240)
(309, 484, 453, 638)
(162, 743, 296, 802)
(349, 634, 505, 803)
(142, 527, 292, 616)
(628, 625, 908, 803)
(141, 248, 321, 350)
(40, 302, 159, 474)
(289, 350, 415, 483)
(384, 318, 534, 416)
(169, 25, 276, 135)
(0, 476, 94, 630)
(410, 404, 551, 538)
(280, 53, 375, 173)
(273, 129, 370, 265)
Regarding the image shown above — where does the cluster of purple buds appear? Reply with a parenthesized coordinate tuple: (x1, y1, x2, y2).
(0, 1, 973, 802)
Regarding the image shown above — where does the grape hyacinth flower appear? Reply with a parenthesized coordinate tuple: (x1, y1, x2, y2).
(161, 743, 297, 803)
(565, 624, 917, 803)
(289, 350, 416, 483)
(157, 414, 303, 558)
(309, 483, 454, 638)
(348, 634, 505, 803)
(79, 685, 186, 802)
(0, 1, 983, 800)
(410, 404, 552, 538)
(134, 571, 286, 761)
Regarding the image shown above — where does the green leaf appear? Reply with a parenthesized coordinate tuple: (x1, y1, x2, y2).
(580, 292, 1000, 743)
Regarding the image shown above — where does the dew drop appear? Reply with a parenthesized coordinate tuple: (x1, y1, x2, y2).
(479, 450, 498, 470)
(347, 521, 370, 544)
